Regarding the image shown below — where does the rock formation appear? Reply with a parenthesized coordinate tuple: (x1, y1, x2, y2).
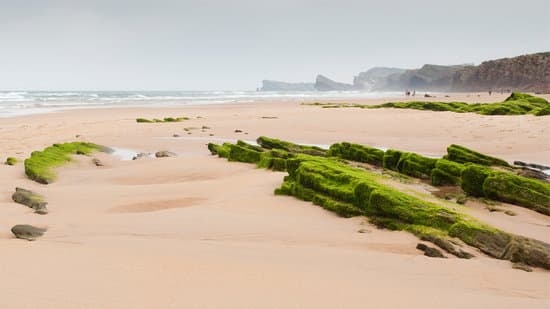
(260, 80, 315, 91)
(314, 75, 354, 91)
(451, 52, 550, 93)
(353, 67, 406, 90)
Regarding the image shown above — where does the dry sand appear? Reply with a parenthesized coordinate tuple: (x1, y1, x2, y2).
(0, 93, 549, 308)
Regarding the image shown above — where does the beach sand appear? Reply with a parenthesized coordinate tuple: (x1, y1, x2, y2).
(0, 93, 549, 308)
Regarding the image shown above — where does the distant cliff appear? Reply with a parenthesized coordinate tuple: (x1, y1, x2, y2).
(314, 75, 354, 91)
(260, 80, 315, 91)
(353, 67, 405, 90)
(258, 52, 550, 93)
(378, 64, 468, 91)
(451, 52, 550, 93)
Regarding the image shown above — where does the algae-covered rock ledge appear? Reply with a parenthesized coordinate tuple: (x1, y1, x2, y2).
(305, 92, 550, 116)
(207, 136, 550, 269)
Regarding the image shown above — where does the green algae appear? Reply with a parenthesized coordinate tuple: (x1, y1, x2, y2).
(305, 93, 550, 116)
(257, 136, 326, 156)
(5, 157, 18, 165)
(445, 144, 509, 167)
(327, 142, 384, 166)
(24, 142, 101, 184)
(207, 137, 550, 268)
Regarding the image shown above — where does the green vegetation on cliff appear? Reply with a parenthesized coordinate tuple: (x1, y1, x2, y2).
(208, 137, 550, 269)
(24, 142, 101, 184)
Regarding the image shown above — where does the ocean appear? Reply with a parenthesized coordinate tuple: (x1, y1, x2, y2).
(0, 90, 402, 118)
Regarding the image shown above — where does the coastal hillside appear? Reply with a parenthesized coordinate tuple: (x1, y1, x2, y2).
(451, 52, 550, 93)
(260, 52, 550, 92)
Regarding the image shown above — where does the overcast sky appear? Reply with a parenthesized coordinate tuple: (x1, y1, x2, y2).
(1, 0, 549, 91)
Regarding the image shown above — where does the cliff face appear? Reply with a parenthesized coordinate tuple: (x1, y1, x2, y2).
(380, 64, 468, 91)
(260, 80, 315, 91)
(353, 67, 405, 90)
(314, 75, 354, 91)
(451, 53, 550, 93)
(258, 52, 550, 93)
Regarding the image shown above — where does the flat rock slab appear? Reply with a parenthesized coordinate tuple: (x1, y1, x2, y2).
(11, 225, 47, 241)
(12, 187, 48, 214)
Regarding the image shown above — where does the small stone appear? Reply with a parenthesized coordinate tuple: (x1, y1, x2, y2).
(92, 158, 103, 166)
(234, 129, 243, 133)
(173, 134, 181, 137)
(11, 225, 47, 241)
(357, 228, 371, 234)
(12, 187, 48, 212)
(132, 153, 149, 160)
(155, 151, 177, 158)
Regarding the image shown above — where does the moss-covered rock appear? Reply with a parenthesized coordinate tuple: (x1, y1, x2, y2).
(257, 136, 326, 156)
(5, 157, 17, 165)
(460, 164, 491, 197)
(327, 142, 384, 166)
(24, 142, 101, 184)
(446, 144, 509, 167)
(331, 92, 550, 116)
(483, 172, 550, 215)
(395, 152, 437, 179)
(207, 137, 550, 269)
(382, 149, 402, 171)
(431, 159, 465, 186)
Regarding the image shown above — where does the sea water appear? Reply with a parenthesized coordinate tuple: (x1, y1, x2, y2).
(0, 90, 402, 118)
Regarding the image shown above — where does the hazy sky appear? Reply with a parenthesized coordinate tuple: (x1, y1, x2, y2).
(1, 0, 549, 90)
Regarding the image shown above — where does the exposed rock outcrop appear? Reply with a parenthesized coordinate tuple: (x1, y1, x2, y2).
(11, 225, 47, 241)
(314, 75, 354, 91)
(452, 52, 550, 93)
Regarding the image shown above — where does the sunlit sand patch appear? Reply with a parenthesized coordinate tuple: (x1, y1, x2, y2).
(108, 197, 205, 213)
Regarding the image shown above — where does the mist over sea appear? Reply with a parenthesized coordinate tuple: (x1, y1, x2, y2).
(0, 90, 402, 118)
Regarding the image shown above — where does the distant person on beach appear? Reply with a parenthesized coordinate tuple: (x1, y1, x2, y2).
(412, 90, 416, 97)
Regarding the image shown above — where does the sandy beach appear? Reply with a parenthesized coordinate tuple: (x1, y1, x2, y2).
(1, 93, 549, 308)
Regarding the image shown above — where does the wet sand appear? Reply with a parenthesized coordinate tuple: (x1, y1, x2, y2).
(0, 93, 549, 308)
